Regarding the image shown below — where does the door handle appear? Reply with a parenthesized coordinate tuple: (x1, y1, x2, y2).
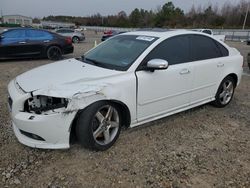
(217, 63, 224, 67)
(19, 41, 26, 44)
(43, 40, 50, 43)
(179, 69, 190, 75)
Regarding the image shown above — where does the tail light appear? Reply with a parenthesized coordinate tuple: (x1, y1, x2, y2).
(65, 37, 72, 45)
(104, 30, 112, 35)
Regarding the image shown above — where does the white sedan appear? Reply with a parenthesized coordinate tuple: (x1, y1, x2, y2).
(8, 30, 243, 151)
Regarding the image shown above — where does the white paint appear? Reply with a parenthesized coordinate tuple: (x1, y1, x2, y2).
(8, 30, 243, 149)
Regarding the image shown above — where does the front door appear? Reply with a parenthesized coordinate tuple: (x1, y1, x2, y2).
(136, 35, 194, 122)
(0, 29, 27, 58)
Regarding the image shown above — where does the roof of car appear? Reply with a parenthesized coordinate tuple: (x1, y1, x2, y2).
(3, 27, 44, 31)
(2, 27, 58, 35)
(122, 29, 204, 39)
(136, 28, 169, 32)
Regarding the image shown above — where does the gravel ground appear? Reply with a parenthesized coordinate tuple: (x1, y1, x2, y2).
(0, 31, 250, 188)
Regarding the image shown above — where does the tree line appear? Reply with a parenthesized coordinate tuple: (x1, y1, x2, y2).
(40, 1, 250, 28)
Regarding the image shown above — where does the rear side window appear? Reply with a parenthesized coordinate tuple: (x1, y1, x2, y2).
(57, 30, 66, 33)
(66, 30, 74, 33)
(202, 30, 212, 35)
(56, 30, 63, 33)
(214, 40, 229, 56)
(57, 29, 73, 33)
(26, 30, 53, 40)
(145, 35, 190, 65)
(191, 35, 224, 61)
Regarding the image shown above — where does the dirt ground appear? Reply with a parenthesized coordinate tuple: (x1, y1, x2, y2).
(0, 31, 250, 188)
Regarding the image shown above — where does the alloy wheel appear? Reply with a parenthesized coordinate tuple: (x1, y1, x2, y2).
(219, 80, 234, 105)
(48, 46, 62, 60)
(92, 105, 120, 145)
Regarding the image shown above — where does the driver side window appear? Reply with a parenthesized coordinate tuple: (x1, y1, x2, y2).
(1, 30, 26, 45)
(143, 35, 191, 66)
(3, 30, 26, 39)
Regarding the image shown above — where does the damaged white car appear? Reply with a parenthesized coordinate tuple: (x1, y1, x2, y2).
(8, 30, 243, 151)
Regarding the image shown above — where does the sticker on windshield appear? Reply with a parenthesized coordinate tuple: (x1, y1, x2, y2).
(136, 36, 155, 42)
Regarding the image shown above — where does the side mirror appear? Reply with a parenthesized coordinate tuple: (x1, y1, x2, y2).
(146, 59, 169, 71)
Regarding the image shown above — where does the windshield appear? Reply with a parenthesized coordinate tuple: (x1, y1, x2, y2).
(83, 35, 158, 71)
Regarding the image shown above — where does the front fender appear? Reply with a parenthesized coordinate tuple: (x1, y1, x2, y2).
(32, 72, 137, 125)
(33, 82, 124, 113)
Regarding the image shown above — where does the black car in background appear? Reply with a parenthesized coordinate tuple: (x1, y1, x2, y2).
(101, 30, 126, 41)
(0, 28, 74, 60)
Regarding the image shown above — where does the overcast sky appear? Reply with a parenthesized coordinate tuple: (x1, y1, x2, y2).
(1, 0, 241, 18)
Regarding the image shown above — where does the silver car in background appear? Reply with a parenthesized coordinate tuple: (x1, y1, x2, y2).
(55, 28, 85, 43)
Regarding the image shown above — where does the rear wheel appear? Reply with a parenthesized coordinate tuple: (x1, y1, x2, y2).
(47, 46, 62, 60)
(76, 101, 122, 151)
(72, 36, 80, 43)
(212, 76, 235, 108)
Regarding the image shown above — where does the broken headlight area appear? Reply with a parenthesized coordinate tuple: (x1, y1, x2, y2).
(24, 95, 68, 114)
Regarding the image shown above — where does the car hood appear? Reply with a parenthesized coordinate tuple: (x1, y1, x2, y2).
(16, 58, 122, 93)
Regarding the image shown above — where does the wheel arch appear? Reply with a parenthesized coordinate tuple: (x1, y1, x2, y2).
(215, 73, 239, 96)
(224, 73, 238, 87)
(72, 35, 79, 39)
(212, 73, 238, 108)
(69, 99, 131, 144)
(45, 44, 62, 52)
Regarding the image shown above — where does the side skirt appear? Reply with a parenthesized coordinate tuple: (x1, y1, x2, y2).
(130, 97, 215, 128)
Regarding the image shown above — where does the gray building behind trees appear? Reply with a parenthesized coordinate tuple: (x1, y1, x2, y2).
(2, 15, 32, 26)
(41, 21, 75, 29)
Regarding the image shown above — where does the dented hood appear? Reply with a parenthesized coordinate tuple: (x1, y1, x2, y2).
(16, 58, 121, 93)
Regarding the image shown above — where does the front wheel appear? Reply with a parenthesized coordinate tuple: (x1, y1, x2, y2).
(212, 76, 235, 108)
(76, 101, 122, 151)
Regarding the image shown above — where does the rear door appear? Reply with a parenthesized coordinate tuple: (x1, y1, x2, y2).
(0, 29, 27, 58)
(189, 34, 229, 104)
(26, 30, 54, 56)
(136, 35, 194, 121)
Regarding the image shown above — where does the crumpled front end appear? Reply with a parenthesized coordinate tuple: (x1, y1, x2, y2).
(8, 79, 77, 149)
(7, 67, 134, 149)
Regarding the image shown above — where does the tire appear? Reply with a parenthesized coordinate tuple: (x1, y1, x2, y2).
(47, 46, 62, 60)
(212, 76, 236, 108)
(72, 36, 80, 43)
(76, 101, 122, 151)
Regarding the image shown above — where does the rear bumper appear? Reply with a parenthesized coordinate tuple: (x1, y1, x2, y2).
(63, 45, 74, 54)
